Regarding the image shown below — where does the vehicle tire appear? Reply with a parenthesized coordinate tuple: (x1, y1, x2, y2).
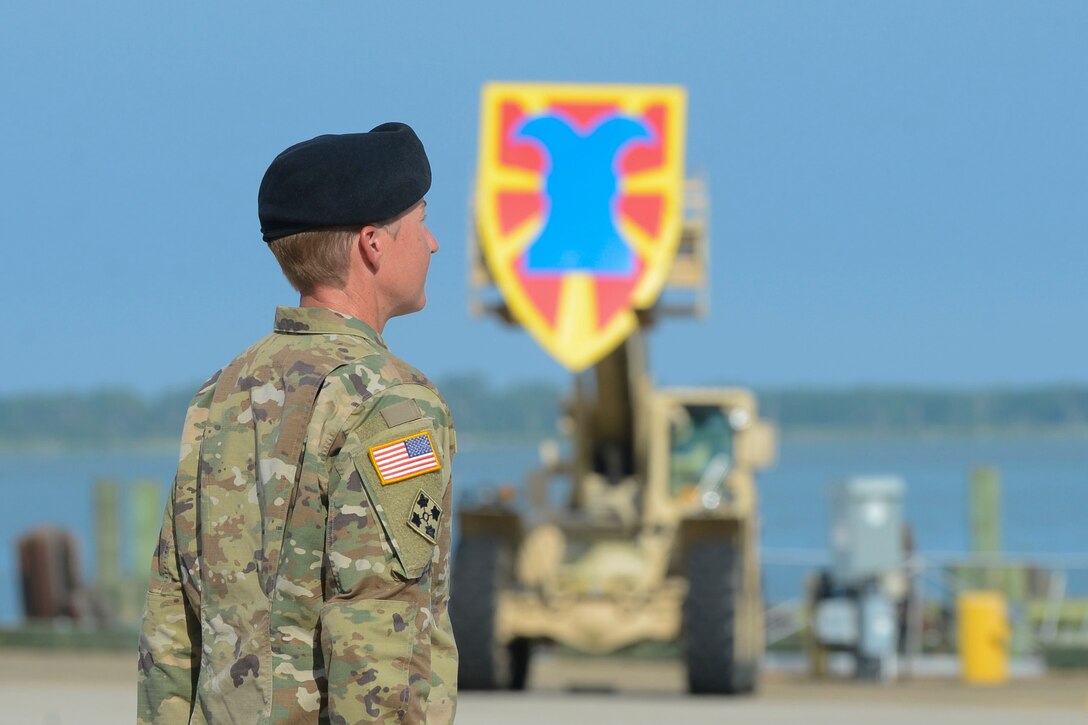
(450, 534, 531, 690)
(682, 538, 756, 695)
(508, 636, 531, 691)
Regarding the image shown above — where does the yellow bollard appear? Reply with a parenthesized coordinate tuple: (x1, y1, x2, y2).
(958, 591, 1009, 685)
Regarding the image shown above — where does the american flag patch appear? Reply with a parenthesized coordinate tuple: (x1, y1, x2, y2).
(368, 431, 441, 485)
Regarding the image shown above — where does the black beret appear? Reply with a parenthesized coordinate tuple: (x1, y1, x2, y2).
(258, 122, 431, 243)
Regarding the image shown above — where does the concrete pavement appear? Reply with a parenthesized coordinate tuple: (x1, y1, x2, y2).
(1, 649, 1084, 724)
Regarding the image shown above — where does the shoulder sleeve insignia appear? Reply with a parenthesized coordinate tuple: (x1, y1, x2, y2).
(407, 488, 443, 544)
(368, 431, 442, 486)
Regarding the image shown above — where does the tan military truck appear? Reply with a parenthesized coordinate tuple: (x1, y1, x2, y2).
(453, 178, 777, 694)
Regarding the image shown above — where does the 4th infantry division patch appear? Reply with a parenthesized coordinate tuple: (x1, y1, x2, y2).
(408, 489, 443, 543)
(368, 431, 441, 485)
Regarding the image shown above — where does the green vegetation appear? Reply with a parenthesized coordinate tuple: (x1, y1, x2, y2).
(0, 387, 193, 451)
(0, 381, 1086, 451)
(436, 374, 560, 441)
(757, 385, 1088, 438)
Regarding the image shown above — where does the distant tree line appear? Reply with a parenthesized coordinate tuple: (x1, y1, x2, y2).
(434, 374, 560, 440)
(0, 387, 194, 449)
(0, 381, 1085, 450)
(756, 385, 1088, 436)
(0, 376, 565, 450)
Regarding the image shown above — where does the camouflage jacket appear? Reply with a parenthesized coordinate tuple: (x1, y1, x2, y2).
(138, 306, 457, 724)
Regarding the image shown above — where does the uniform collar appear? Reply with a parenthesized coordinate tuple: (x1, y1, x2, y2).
(273, 305, 388, 350)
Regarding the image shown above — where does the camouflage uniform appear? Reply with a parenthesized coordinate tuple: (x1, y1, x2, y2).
(138, 306, 457, 724)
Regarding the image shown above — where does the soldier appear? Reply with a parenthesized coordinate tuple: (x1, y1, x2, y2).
(137, 123, 457, 724)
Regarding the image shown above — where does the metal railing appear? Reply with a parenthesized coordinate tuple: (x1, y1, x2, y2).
(761, 548, 1088, 656)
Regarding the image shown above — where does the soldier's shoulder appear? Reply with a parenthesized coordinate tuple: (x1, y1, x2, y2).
(184, 368, 222, 413)
(323, 347, 442, 403)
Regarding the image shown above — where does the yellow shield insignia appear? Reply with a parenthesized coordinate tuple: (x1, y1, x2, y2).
(476, 82, 687, 371)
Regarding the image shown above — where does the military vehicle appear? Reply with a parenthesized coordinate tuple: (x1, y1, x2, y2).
(453, 173, 778, 695)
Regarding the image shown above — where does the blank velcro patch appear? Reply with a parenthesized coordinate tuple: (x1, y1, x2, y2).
(379, 399, 423, 428)
(368, 431, 441, 485)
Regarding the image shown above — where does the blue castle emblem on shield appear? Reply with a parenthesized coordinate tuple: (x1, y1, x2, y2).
(516, 114, 653, 276)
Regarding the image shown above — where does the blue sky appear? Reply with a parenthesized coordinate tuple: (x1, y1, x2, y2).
(2, 2, 1085, 394)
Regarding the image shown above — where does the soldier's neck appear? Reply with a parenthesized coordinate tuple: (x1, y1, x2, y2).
(300, 286, 385, 333)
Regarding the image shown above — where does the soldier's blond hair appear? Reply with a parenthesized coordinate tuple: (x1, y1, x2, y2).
(268, 228, 358, 294)
(268, 214, 406, 295)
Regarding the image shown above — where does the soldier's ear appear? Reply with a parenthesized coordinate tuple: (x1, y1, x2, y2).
(358, 226, 382, 269)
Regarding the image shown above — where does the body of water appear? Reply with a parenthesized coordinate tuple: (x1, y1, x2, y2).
(1, 435, 1084, 624)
